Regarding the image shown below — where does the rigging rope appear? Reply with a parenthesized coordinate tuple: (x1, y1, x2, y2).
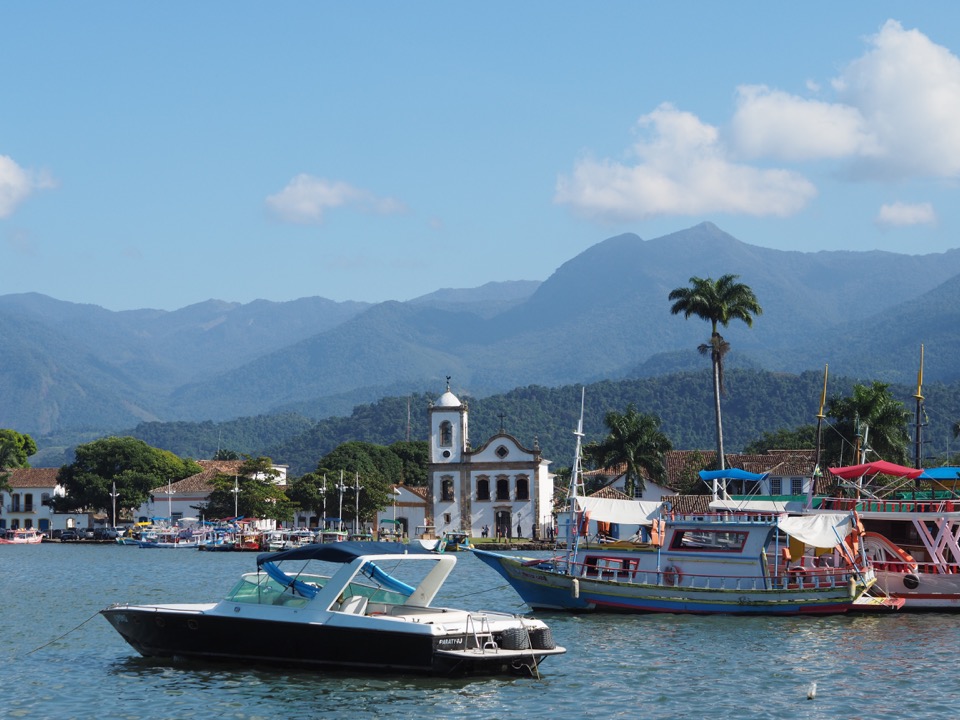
(22, 610, 102, 657)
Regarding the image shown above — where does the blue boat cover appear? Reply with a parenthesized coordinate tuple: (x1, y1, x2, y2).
(699, 468, 768, 481)
(257, 541, 435, 567)
(919, 467, 960, 480)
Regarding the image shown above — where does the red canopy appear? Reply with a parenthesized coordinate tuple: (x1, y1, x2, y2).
(828, 461, 924, 480)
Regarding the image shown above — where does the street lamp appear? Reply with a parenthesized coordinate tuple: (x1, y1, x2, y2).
(353, 472, 363, 534)
(166, 479, 175, 524)
(321, 474, 327, 528)
(337, 470, 347, 532)
(392, 486, 402, 540)
(109, 481, 119, 529)
(231, 475, 240, 518)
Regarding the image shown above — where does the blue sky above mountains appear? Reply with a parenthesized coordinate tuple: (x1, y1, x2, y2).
(3, 3, 960, 310)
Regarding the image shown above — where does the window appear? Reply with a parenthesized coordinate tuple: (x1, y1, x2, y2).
(791, 477, 804, 495)
(496, 477, 510, 501)
(670, 528, 748, 552)
(441, 477, 454, 502)
(11, 494, 20, 512)
(515, 476, 529, 501)
(495, 445, 509, 459)
(24, 493, 33, 512)
(769, 477, 781, 495)
(439, 421, 453, 447)
(476, 477, 490, 501)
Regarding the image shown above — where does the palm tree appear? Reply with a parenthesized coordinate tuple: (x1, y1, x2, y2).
(824, 382, 911, 467)
(586, 405, 673, 496)
(668, 274, 763, 470)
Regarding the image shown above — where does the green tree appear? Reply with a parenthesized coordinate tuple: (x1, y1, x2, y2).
(668, 274, 763, 469)
(312, 442, 398, 529)
(388, 440, 429, 486)
(824, 382, 911, 467)
(286, 471, 332, 523)
(585, 405, 673, 496)
(55, 436, 202, 523)
(202, 457, 297, 523)
(743, 425, 818, 454)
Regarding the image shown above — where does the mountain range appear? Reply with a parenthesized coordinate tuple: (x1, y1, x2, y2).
(3, 221, 960, 439)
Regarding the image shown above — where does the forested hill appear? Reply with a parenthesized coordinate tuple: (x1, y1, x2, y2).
(72, 368, 960, 476)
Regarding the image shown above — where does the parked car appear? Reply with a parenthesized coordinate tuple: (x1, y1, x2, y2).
(93, 527, 119, 540)
(82, 528, 96, 540)
(60, 529, 80, 541)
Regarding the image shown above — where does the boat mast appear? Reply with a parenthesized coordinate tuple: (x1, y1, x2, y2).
(809, 364, 828, 509)
(913, 344, 925, 472)
(566, 388, 586, 566)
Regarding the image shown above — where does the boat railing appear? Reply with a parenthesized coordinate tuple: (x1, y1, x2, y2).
(570, 559, 858, 591)
(664, 512, 780, 525)
(820, 497, 960, 513)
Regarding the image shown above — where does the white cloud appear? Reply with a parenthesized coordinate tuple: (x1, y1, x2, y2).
(0, 155, 55, 218)
(555, 104, 817, 221)
(730, 85, 878, 161)
(835, 20, 960, 178)
(732, 21, 960, 179)
(876, 201, 936, 227)
(266, 174, 406, 224)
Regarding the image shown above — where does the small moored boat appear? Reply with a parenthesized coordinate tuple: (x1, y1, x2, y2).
(0, 528, 44, 544)
(100, 541, 564, 676)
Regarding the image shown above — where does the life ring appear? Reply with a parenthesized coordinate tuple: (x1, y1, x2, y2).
(662, 566, 682, 587)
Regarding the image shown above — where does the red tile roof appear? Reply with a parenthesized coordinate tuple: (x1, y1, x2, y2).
(3, 467, 60, 488)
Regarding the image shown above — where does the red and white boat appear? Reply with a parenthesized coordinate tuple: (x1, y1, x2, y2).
(814, 461, 960, 610)
(0, 528, 44, 544)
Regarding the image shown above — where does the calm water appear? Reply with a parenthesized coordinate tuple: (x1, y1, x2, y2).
(1, 543, 958, 719)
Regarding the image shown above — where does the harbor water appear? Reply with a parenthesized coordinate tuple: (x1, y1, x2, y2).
(2, 543, 958, 719)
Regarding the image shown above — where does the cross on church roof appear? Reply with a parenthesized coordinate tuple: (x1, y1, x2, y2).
(498, 412, 506, 433)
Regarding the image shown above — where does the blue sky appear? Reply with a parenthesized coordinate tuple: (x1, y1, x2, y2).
(4, 3, 960, 311)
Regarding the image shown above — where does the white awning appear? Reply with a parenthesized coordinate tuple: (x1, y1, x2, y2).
(574, 497, 663, 526)
(777, 513, 854, 549)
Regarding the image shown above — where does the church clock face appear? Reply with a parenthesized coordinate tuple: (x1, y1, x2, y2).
(442, 450, 451, 458)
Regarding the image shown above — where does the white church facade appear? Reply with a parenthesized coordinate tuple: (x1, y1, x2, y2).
(427, 383, 554, 539)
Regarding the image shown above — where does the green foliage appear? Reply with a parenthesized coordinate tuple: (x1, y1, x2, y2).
(54, 436, 202, 521)
(312, 442, 397, 527)
(743, 426, 818, 454)
(0, 429, 38, 467)
(202, 463, 297, 522)
(585, 405, 672, 495)
(823, 382, 912, 466)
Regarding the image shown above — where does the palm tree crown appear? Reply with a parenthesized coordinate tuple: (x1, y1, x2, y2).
(586, 405, 672, 497)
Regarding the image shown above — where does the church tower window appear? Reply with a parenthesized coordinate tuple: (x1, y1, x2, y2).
(441, 477, 454, 502)
(439, 421, 453, 447)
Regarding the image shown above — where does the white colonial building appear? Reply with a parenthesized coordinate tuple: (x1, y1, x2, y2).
(427, 383, 554, 539)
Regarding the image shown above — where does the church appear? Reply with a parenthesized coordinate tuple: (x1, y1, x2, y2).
(427, 381, 554, 539)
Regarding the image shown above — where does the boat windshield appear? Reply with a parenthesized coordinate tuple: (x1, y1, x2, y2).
(225, 572, 328, 607)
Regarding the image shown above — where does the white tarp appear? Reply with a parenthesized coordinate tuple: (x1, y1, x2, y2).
(777, 513, 854, 548)
(574, 497, 663, 526)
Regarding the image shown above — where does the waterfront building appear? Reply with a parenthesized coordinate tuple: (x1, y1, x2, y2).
(426, 381, 554, 539)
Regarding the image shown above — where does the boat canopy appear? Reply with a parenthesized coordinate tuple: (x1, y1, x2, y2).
(777, 513, 855, 548)
(574, 497, 663, 526)
(698, 469, 768, 482)
(919, 466, 960, 480)
(828, 461, 923, 480)
(257, 540, 434, 567)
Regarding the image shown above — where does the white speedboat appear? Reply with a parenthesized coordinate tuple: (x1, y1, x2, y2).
(101, 541, 564, 676)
